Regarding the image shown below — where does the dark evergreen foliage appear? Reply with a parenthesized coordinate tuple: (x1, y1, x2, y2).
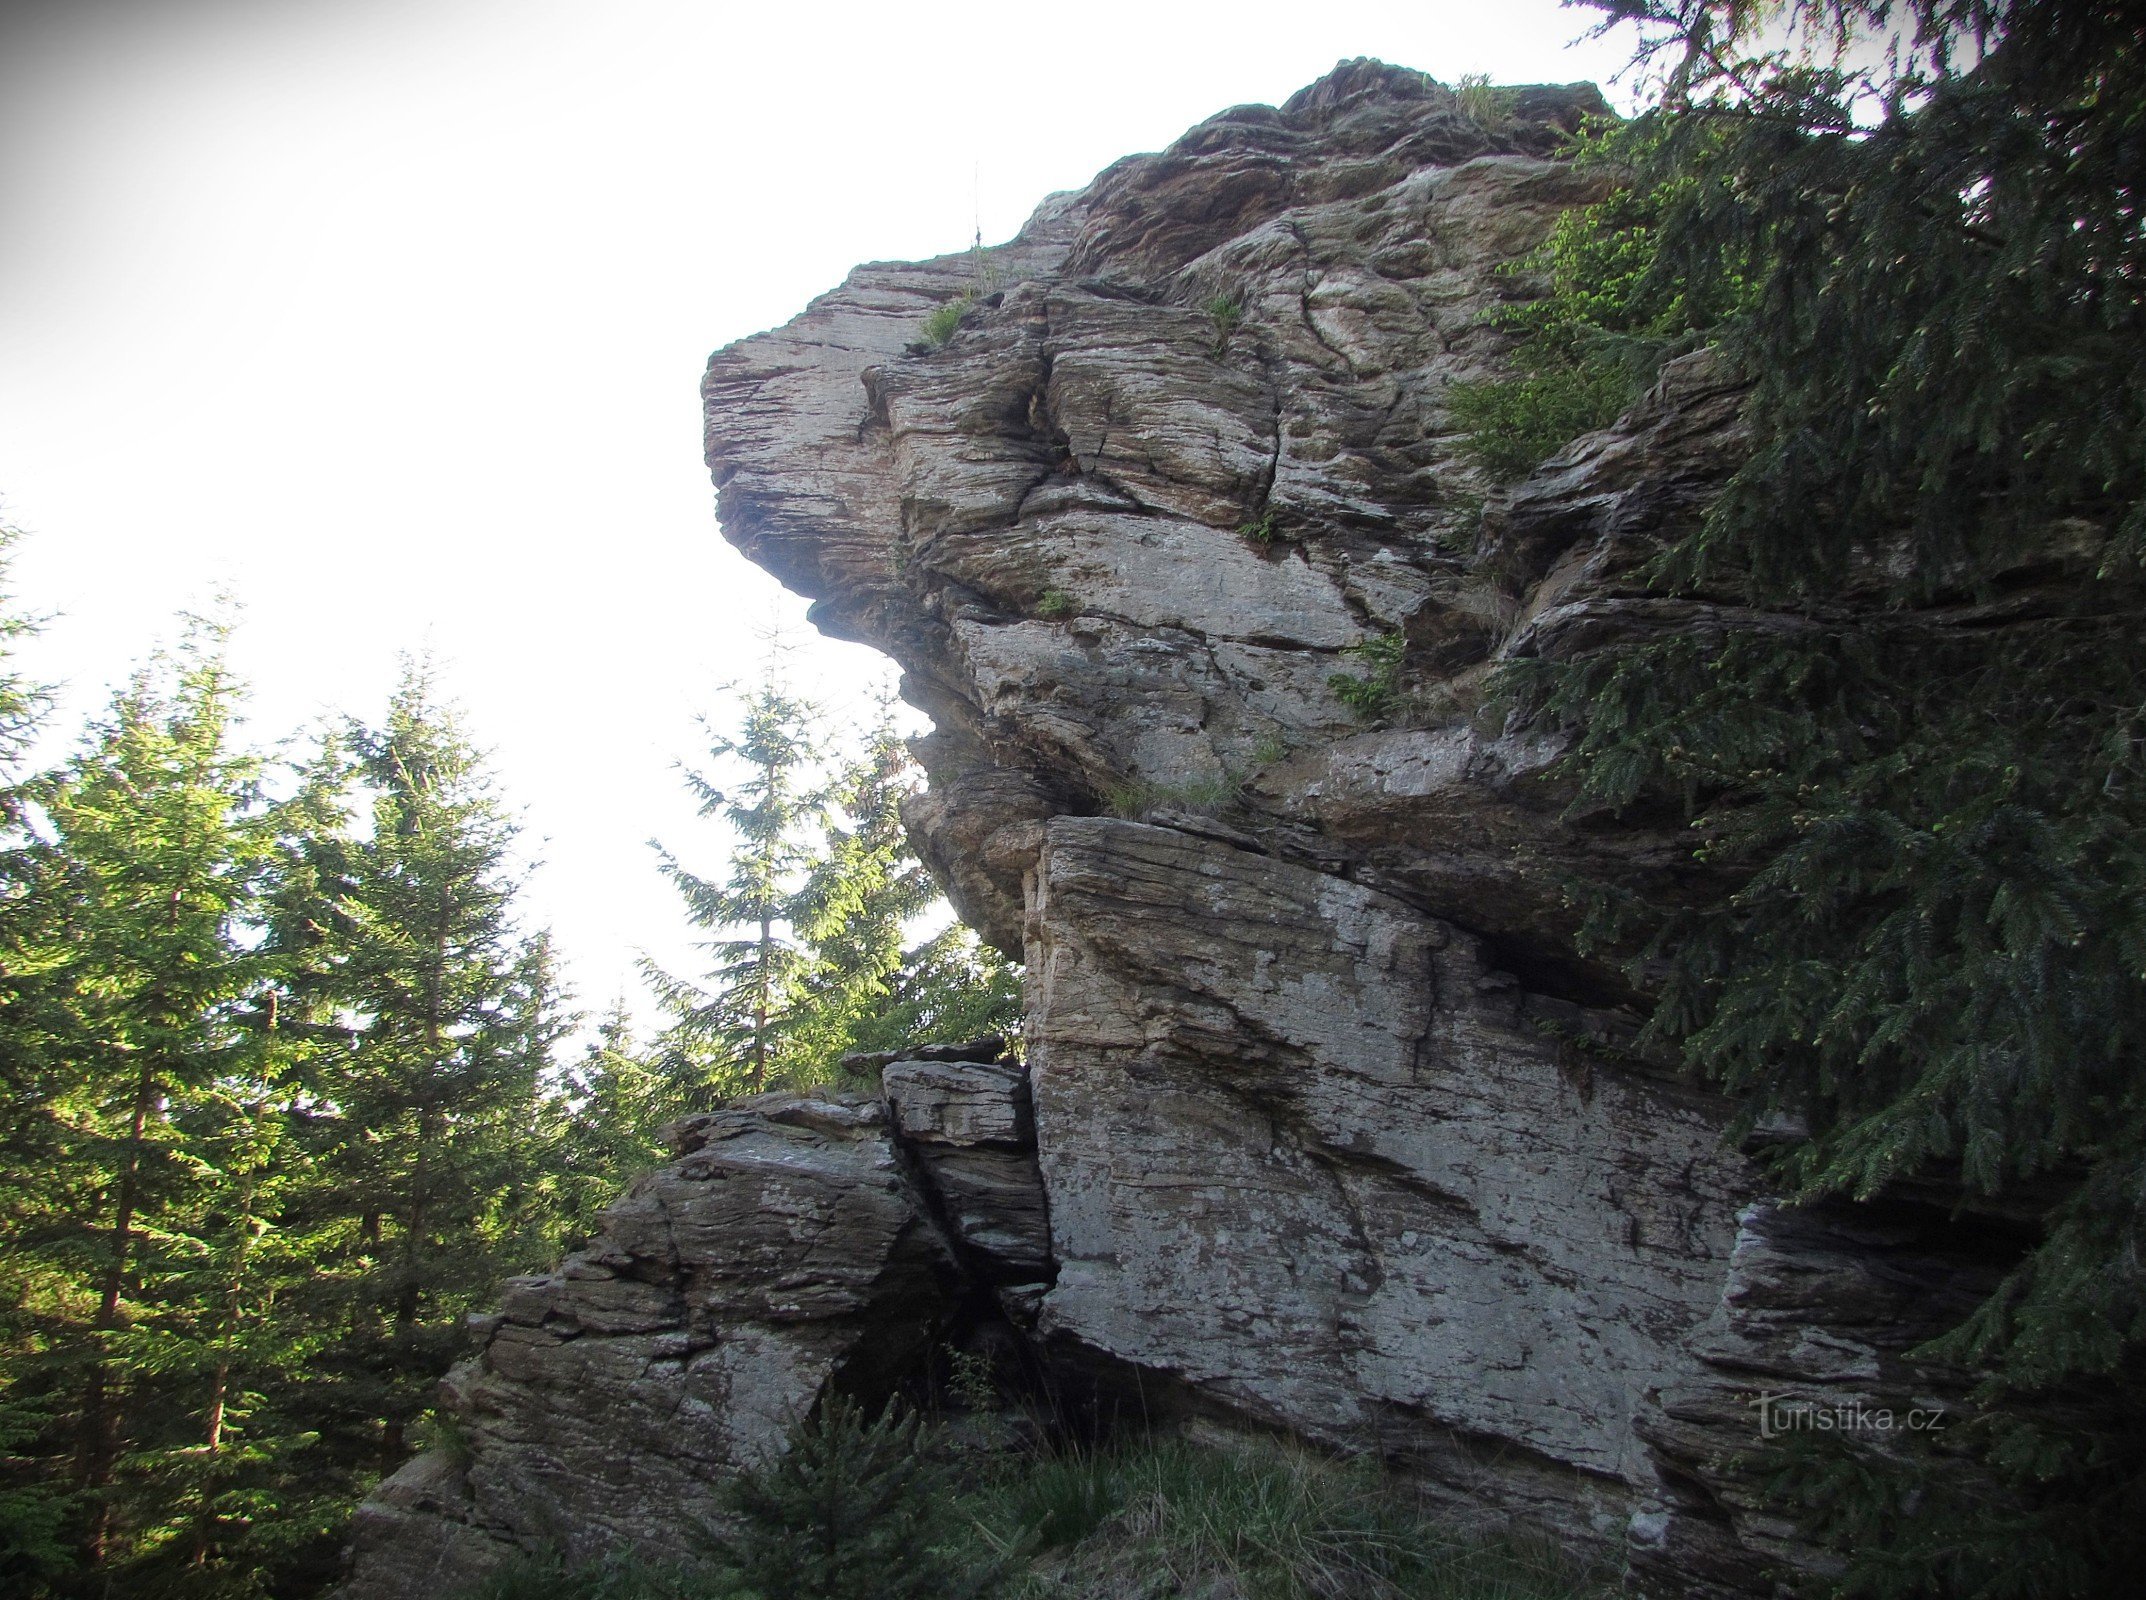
(1474, 3, 2146, 1591)
(644, 673, 826, 1098)
(0, 639, 578, 1594)
(0, 549, 1018, 1595)
(647, 673, 1020, 1104)
(718, 1395, 1002, 1600)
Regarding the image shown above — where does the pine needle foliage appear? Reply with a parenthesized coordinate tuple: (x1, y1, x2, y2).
(1763, 1417, 2146, 1600)
(0, 628, 577, 1596)
(788, 700, 942, 1065)
(0, 524, 48, 788)
(14, 615, 296, 1576)
(1499, 3, 2146, 1591)
(718, 1396, 1002, 1600)
(646, 676, 1020, 1104)
(1328, 632, 1409, 724)
(319, 664, 569, 1470)
(644, 674, 827, 1101)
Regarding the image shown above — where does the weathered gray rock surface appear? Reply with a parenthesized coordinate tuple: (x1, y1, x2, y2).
(884, 1055, 1052, 1285)
(346, 60, 2026, 1598)
(339, 1086, 1009, 1595)
(1027, 817, 1742, 1524)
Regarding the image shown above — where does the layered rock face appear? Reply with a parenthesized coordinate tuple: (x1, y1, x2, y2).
(344, 61, 2022, 1598)
(341, 1054, 1034, 1598)
(1025, 819, 1744, 1531)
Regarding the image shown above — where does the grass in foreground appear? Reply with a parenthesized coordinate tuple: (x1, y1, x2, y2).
(454, 1422, 1610, 1600)
(964, 1432, 1606, 1600)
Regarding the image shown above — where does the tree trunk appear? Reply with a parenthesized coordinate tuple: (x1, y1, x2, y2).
(202, 1363, 229, 1456)
(193, 1157, 259, 1560)
(79, 1054, 159, 1564)
(380, 898, 450, 1471)
(753, 908, 772, 1088)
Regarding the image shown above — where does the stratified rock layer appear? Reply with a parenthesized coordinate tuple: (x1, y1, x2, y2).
(339, 1089, 988, 1596)
(1028, 818, 1743, 1506)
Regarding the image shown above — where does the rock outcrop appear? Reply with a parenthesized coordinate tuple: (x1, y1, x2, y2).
(345, 60, 2034, 1598)
(341, 1054, 1034, 1598)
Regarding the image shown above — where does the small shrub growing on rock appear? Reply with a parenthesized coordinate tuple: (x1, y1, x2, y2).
(946, 1345, 1000, 1411)
(414, 1407, 475, 1467)
(1446, 360, 1635, 483)
(1453, 72, 1513, 131)
(1206, 293, 1244, 352)
(920, 292, 976, 348)
(719, 1395, 1003, 1600)
(1239, 508, 1282, 547)
(1035, 587, 1076, 619)
(1329, 632, 1407, 724)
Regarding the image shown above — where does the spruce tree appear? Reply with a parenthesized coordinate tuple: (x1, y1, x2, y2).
(789, 697, 941, 1064)
(550, 998, 667, 1239)
(1480, 5, 2146, 1588)
(0, 597, 584, 1593)
(799, 698, 1020, 1059)
(859, 924, 1021, 1059)
(720, 1396, 999, 1600)
(0, 615, 298, 1575)
(313, 662, 558, 1468)
(495, 930, 588, 1264)
(0, 525, 76, 1589)
(648, 677, 1023, 1103)
(645, 672, 827, 1100)
(0, 524, 44, 793)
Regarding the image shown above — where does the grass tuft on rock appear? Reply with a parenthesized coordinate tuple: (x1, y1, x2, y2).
(920, 293, 976, 348)
(1103, 774, 1240, 821)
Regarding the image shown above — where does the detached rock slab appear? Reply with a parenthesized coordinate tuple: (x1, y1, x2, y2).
(883, 1057, 1052, 1283)
(338, 1453, 507, 1600)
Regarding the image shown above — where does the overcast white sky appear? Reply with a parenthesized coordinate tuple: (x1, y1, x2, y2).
(0, 0, 1641, 1027)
